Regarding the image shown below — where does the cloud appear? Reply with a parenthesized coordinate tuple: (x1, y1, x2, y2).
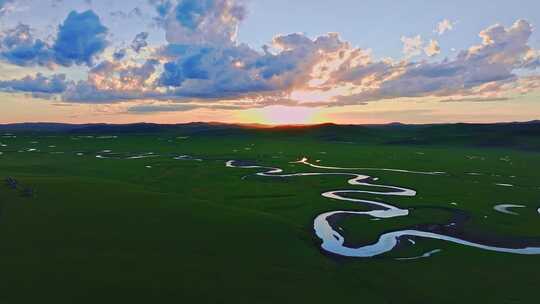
(439, 96, 510, 102)
(402, 36, 441, 58)
(521, 49, 540, 69)
(55, 19, 540, 107)
(113, 48, 127, 60)
(1, 1, 539, 111)
(401, 35, 423, 58)
(58, 29, 349, 103)
(127, 103, 199, 113)
(327, 20, 540, 105)
(0, 24, 54, 67)
(0, 10, 108, 67)
(110, 7, 143, 19)
(436, 19, 455, 35)
(131, 32, 149, 53)
(424, 39, 441, 57)
(127, 102, 247, 113)
(0, 73, 70, 95)
(155, 32, 348, 99)
(62, 58, 164, 103)
(149, 0, 173, 19)
(161, 0, 246, 45)
(156, 43, 279, 98)
(514, 76, 540, 93)
(0, 0, 15, 16)
(52, 10, 108, 66)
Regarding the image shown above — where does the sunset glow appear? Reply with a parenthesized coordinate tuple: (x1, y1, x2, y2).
(0, 0, 538, 124)
(238, 106, 322, 125)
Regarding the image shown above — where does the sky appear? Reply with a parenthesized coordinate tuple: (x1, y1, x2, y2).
(0, 0, 539, 125)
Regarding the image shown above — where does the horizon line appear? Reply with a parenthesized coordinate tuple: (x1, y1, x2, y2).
(1, 119, 539, 128)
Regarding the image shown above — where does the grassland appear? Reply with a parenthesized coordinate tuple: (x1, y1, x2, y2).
(0, 123, 539, 303)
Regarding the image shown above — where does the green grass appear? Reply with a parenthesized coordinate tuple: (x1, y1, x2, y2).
(0, 129, 539, 303)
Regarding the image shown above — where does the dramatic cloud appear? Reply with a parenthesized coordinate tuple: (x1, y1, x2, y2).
(41, 19, 540, 108)
(0, 73, 69, 95)
(436, 19, 455, 35)
(328, 20, 540, 104)
(0, 10, 108, 67)
(154, 32, 348, 100)
(1, 0, 539, 112)
(157, 43, 269, 97)
(63, 59, 161, 102)
(60, 32, 346, 103)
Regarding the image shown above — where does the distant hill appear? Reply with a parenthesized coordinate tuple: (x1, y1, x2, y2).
(1, 120, 537, 132)
(0, 123, 89, 132)
(0, 122, 243, 134)
(1, 120, 539, 150)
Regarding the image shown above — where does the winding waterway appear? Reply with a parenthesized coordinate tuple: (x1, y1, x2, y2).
(227, 158, 540, 258)
(494, 204, 526, 215)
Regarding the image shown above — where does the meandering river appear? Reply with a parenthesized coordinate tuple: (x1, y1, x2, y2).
(227, 158, 540, 258)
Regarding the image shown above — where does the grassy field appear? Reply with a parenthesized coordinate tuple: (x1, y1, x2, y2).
(0, 123, 539, 303)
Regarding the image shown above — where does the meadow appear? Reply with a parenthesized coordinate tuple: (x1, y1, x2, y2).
(0, 122, 539, 303)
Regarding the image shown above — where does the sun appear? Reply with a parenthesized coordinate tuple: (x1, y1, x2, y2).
(238, 106, 322, 125)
